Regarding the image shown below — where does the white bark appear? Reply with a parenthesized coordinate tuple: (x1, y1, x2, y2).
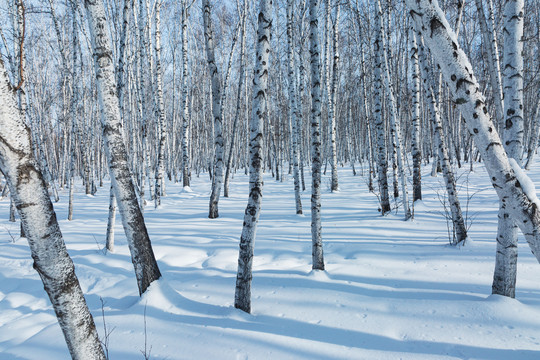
(84, 0, 161, 295)
(409, 25, 422, 202)
(525, 100, 540, 169)
(181, 1, 191, 188)
(373, 3, 390, 215)
(309, 0, 324, 270)
(234, 0, 272, 314)
(106, 184, 116, 252)
(474, 0, 504, 129)
(154, 0, 166, 207)
(328, 1, 340, 192)
(376, 0, 410, 219)
(203, 0, 225, 219)
(287, 0, 302, 214)
(224, 0, 248, 198)
(492, 0, 525, 298)
(418, 35, 467, 244)
(406, 0, 540, 263)
(0, 55, 105, 360)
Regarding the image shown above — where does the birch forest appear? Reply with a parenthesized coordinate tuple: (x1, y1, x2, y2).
(1, 0, 540, 358)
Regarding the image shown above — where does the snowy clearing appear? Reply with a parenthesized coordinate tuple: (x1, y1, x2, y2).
(1, 162, 540, 359)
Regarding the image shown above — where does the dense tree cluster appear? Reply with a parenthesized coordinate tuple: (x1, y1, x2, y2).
(0, 0, 539, 356)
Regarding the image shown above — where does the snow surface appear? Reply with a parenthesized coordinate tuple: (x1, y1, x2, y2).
(2, 161, 540, 359)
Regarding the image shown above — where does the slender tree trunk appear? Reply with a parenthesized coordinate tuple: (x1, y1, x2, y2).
(409, 26, 422, 202)
(525, 100, 540, 169)
(474, 0, 504, 130)
(328, 1, 340, 192)
(373, 4, 391, 215)
(106, 184, 116, 252)
(180, 1, 191, 188)
(287, 0, 303, 214)
(377, 0, 410, 219)
(224, 0, 248, 198)
(309, 0, 324, 270)
(203, 0, 225, 219)
(418, 34, 467, 245)
(492, 0, 525, 298)
(154, 0, 167, 208)
(234, 0, 272, 314)
(84, 0, 161, 295)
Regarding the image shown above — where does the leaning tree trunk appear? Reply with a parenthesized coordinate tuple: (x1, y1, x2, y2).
(418, 34, 468, 245)
(492, 0, 525, 298)
(84, 0, 161, 295)
(406, 0, 540, 263)
(203, 0, 225, 219)
(234, 0, 272, 314)
(287, 0, 302, 214)
(309, 0, 324, 270)
(0, 54, 105, 360)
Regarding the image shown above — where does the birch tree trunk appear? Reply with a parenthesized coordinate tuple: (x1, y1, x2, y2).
(418, 34, 468, 245)
(106, 0, 132, 245)
(224, 0, 248, 198)
(373, 3, 391, 215)
(376, 0, 410, 219)
(474, 0, 504, 130)
(154, 0, 167, 208)
(0, 55, 105, 360)
(409, 25, 422, 202)
(180, 1, 191, 188)
(84, 0, 161, 295)
(525, 100, 540, 169)
(203, 0, 225, 219)
(328, 1, 340, 192)
(309, 0, 324, 270)
(234, 0, 272, 314)
(492, 0, 525, 298)
(106, 185, 116, 252)
(406, 0, 540, 264)
(287, 0, 302, 214)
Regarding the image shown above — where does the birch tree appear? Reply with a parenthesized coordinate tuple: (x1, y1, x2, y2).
(492, 0, 525, 298)
(309, 0, 324, 270)
(328, 0, 340, 192)
(225, 0, 248, 198)
(154, 0, 167, 207)
(180, 0, 193, 188)
(474, 0, 504, 129)
(203, 0, 225, 219)
(406, 0, 540, 263)
(376, 0, 410, 219)
(84, 0, 161, 295)
(409, 25, 422, 202)
(234, 0, 272, 314)
(0, 53, 105, 360)
(417, 34, 467, 244)
(372, 2, 391, 215)
(287, 0, 302, 214)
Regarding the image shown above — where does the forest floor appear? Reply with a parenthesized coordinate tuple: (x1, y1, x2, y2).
(1, 160, 540, 359)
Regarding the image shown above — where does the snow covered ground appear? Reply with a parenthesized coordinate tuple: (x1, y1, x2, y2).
(1, 161, 540, 359)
